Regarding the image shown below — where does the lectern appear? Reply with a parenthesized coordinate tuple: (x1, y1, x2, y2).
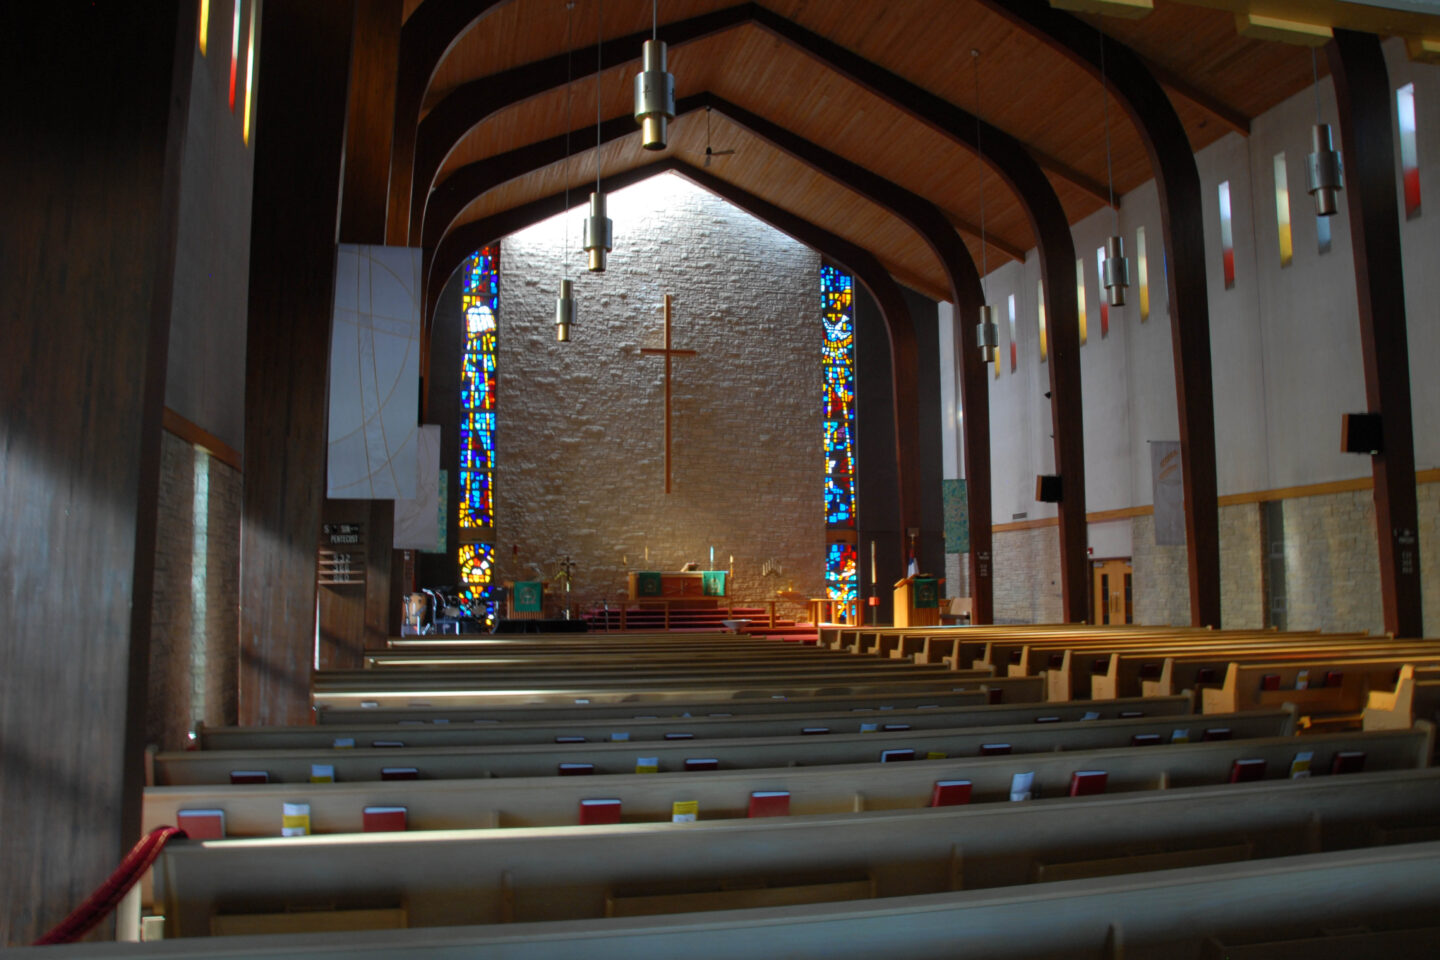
(893, 574, 942, 627)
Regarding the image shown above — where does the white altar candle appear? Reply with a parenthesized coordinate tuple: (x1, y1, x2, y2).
(710, 545, 715, 567)
(870, 540, 877, 585)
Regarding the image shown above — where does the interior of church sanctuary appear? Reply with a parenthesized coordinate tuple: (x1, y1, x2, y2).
(11, 0, 1440, 954)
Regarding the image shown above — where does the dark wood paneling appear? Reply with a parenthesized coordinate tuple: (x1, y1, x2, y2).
(905, 287, 948, 586)
(1327, 31, 1424, 639)
(855, 284, 902, 626)
(0, 1, 188, 944)
(416, 272, 465, 591)
(983, 0, 1221, 627)
(240, 0, 356, 726)
(340, 0, 402, 245)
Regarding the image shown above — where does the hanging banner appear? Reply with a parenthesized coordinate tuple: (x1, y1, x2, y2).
(394, 425, 442, 550)
(1151, 441, 1186, 546)
(942, 478, 969, 554)
(328, 244, 423, 499)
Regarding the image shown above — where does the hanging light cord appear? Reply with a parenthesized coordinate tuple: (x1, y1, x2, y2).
(653, 0, 658, 41)
(563, 2, 575, 280)
(1099, 20, 1118, 232)
(972, 49, 988, 300)
(596, 0, 603, 196)
(1312, 46, 1323, 124)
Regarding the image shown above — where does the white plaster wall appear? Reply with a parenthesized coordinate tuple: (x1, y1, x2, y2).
(495, 173, 824, 607)
(937, 301, 960, 480)
(985, 257, 1050, 524)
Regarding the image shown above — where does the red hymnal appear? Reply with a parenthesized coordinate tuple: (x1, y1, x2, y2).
(1203, 728, 1232, 741)
(381, 767, 419, 781)
(1069, 770, 1108, 796)
(177, 809, 225, 840)
(980, 743, 1012, 756)
(578, 798, 622, 825)
(1230, 758, 1267, 783)
(879, 748, 915, 763)
(362, 806, 407, 832)
(1260, 674, 1281, 691)
(987, 689, 1004, 705)
(1131, 733, 1163, 746)
(930, 780, 972, 807)
(1331, 751, 1366, 775)
(1325, 671, 1345, 688)
(1195, 668, 1217, 684)
(554, 736, 586, 744)
(748, 791, 791, 817)
(802, 727, 830, 735)
(229, 770, 268, 785)
(558, 763, 595, 776)
(684, 758, 720, 771)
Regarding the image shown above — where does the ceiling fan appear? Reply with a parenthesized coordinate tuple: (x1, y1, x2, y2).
(703, 106, 736, 167)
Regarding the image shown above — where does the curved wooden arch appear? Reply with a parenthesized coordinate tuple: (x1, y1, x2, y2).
(978, 0, 1220, 627)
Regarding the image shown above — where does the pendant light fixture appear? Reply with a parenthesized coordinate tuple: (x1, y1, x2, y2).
(1098, 21, 1130, 308)
(633, 0, 675, 150)
(972, 50, 999, 365)
(556, 2, 578, 342)
(584, 0, 613, 272)
(1306, 47, 1344, 217)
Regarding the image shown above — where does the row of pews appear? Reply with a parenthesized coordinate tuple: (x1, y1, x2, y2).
(23, 626, 1440, 958)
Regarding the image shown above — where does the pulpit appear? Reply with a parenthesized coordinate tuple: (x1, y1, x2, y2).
(504, 580, 549, 620)
(893, 574, 942, 627)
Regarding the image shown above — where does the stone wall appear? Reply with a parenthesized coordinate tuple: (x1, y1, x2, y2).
(1280, 489, 1384, 635)
(147, 431, 241, 751)
(1131, 514, 1191, 626)
(1220, 503, 1265, 629)
(992, 527, 1063, 624)
(495, 174, 825, 612)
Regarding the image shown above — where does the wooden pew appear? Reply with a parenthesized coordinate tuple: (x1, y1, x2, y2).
(152, 709, 1295, 786)
(312, 680, 1048, 724)
(150, 766, 1440, 936)
(1364, 665, 1440, 732)
(362, 647, 864, 669)
(50, 840, 1440, 959)
(140, 724, 1432, 837)
(200, 695, 1195, 751)
(352, 653, 940, 676)
(1203, 658, 1440, 715)
(309, 669, 998, 711)
(1091, 642, 1440, 702)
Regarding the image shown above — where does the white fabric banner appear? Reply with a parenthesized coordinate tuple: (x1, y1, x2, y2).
(394, 425, 442, 550)
(327, 244, 422, 499)
(1151, 440, 1186, 547)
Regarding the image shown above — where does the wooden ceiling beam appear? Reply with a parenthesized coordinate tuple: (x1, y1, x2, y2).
(748, 7, 1090, 620)
(704, 92, 1003, 619)
(411, 4, 754, 244)
(388, 0, 511, 245)
(982, 0, 1221, 627)
(1140, 53, 1253, 136)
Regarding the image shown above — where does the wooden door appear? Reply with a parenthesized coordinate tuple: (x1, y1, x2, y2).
(1091, 559, 1134, 625)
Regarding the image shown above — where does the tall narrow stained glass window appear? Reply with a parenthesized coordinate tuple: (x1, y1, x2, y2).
(1398, 83, 1421, 219)
(1037, 279, 1048, 363)
(1075, 259, 1088, 345)
(821, 264, 858, 615)
(1095, 246, 1109, 338)
(1136, 227, 1149, 322)
(1273, 153, 1293, 267)
(1007, 293, 1017, 373)
(1218, 180, 1236, 289)
(458, 246, 502, 624)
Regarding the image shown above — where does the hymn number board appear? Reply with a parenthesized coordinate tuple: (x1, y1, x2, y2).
(318, 522, 366, 587)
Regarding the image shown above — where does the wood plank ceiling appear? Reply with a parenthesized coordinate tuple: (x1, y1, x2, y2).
(403, 0, 1331, 302)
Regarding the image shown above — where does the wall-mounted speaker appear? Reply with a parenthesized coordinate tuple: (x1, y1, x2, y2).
(1035, 474, 1063, 503)
(1340, 413, 1383, 455)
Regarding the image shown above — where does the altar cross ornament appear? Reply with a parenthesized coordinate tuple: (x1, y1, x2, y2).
(639, 294, 700, 493)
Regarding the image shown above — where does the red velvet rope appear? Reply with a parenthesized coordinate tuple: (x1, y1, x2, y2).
(32, 826, 185, 946)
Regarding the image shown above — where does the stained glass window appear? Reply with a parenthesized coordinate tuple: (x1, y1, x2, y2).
(457, 247, 501, 625)
(821, 264, 858, 613)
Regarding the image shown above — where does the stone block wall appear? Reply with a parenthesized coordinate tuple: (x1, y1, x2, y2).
(1131, 514, 1191, 626)
(147, 431, 241, 751)
(495, 174, 825, 611)
(992, 527, 1063, 623)
(1220, 503, 1265, 629)
(1280, 489, 1383, 635)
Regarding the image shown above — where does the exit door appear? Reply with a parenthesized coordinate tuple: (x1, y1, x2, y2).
(1092, 559, 1133, 625)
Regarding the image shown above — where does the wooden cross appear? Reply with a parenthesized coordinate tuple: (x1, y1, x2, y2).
(639, 294, 698, 494)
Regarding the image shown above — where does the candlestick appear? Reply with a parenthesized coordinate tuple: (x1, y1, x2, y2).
(870, 540, 877, 585)
(645, 545, 649, 563)
(710, 545, 715, 567)
(729, 554, 734, 577)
